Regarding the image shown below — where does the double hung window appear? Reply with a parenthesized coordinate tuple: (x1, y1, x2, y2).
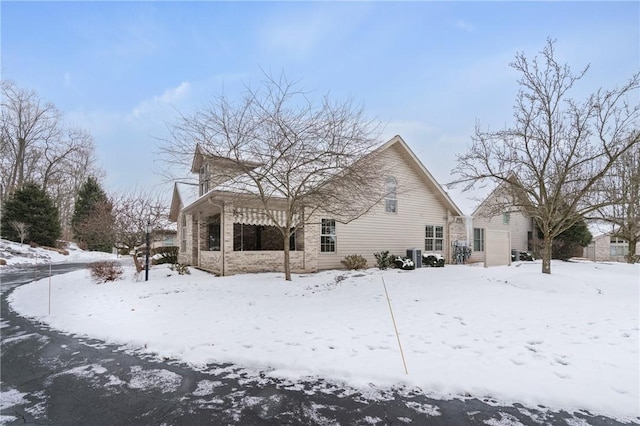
(425, 225, 444, 251)
(321, 219, 336, 252)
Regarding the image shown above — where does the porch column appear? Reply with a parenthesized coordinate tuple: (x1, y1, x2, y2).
(303, 208, 319, 272)
(222, 202, 234, 276)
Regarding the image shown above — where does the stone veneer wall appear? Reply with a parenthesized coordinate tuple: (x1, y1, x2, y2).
(179, 203, 321, 276)
(177, 213, 197, 266)
(225, 251, 306, 275)
(200, 251, 222, 274)
(222, 204, 318, 276)
(302, 214, 319, 273)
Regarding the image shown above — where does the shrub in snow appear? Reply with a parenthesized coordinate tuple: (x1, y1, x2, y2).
(393, 256, 415, 270)
(89, 261, 124, 284)
(374, 251, 395, 269)
(152, 246, 178, 265)
(341, 254, 367, 270)
(169, 263, 190, 275)
(423, 253, 445, 267)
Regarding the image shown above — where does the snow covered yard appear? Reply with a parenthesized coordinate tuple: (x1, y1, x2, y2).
(7, 260, 639, 422)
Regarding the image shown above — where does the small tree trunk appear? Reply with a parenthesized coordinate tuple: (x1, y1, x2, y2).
(542, 233, 553, 274)
(626, 239, 638, 264)
(283, 241, 291, 281)
(132, 253, 143, 273)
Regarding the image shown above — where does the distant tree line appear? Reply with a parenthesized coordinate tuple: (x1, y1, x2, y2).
(1, 81, 168, 252)
(1, 80, 103, 240)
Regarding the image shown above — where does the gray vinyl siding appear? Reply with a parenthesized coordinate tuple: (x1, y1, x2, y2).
(316, 144, 451, 270)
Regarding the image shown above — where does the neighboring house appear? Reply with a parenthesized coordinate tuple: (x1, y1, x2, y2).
(133, 221, 178, 253)
(469, 176, 536, 266)
(169, 135, 466, 276)
(150, 228, 178, 250)
(584, 233, 640, 262)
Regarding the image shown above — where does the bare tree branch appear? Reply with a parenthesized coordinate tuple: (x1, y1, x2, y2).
(112, 187, 168, 253)
(160, 72, 389, 280)
(586, 142, 640, 262)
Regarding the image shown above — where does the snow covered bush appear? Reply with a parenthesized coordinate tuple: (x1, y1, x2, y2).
(152, 246, 178, 265)
(393, 256, 415, 270)
(374, 251, 395, 269)
(169, 263, 190, 275)
(341, 254, 367, 270)
(89, 261, 124, 284)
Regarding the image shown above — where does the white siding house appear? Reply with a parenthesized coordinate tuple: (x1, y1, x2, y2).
(315, 137, 466, 270)
(169, 135, 465, 276)
(469, 177, 536, 265)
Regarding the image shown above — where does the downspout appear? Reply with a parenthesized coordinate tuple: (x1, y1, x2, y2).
(208, 198, 225, 276)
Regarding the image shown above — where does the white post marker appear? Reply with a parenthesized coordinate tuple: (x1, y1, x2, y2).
(381, 276, 408, 375)
(48, 263, 52, 315)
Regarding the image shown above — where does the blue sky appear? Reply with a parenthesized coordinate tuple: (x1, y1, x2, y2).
(2, 1, 638, 213)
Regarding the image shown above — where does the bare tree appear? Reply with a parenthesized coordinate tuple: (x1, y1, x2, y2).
(10, 221, 28, 245)
(1, 80, 62, 194)
(112, 188, 168, 254)
(451, 39, 640, 274)
(588, 142, 640, 263)
(163, 73, 388, 280)
(1, 81, 103, 240)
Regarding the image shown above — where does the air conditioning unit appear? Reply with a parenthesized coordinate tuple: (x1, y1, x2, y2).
(406, 248, 422, 268)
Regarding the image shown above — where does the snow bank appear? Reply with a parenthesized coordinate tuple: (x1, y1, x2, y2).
(0, 239, 115, 267)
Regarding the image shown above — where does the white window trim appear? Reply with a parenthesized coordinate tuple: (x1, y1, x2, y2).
(474, 228, 485, 252)
(321, 219, 336, 253)
(503, 212, 511, 224)
(425, 225, 444, 252)
(385, 176, 397, 213)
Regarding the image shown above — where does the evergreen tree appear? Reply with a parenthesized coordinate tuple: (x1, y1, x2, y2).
(1, 182, 61, 246)
(552, 217, 593, 260)
(72, 177, 115, 252)
(72, 177, 106, 229)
